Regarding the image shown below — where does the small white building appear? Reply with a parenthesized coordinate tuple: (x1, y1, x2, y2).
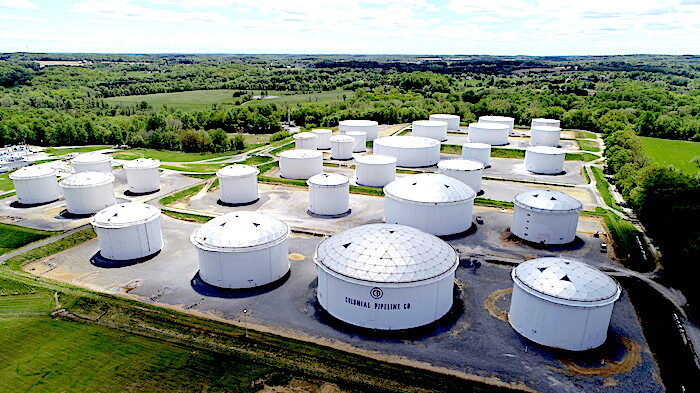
(330, 135, 355, 160)
(60, 171, 116, 215)
(524, 146, 566, 174)
(190, 211, 290, 289)
(468, 123, 509, 146)
(279, 149, 323, 179)
(123, 158, 161, 194)
(314, 223, 458, 330)
(217, 164, 259, 205)
(346, 130, 367, 153)
(461, 142, 491, 167)
(72, 152, 112, 173)
(509, 257, 621, 351)
(429, 114, 460, 130)
(354, 154, 396, 188)
(478, 115, 515, 132)
(294, 132, 319, 150)
(511, 189, 583, 245)
(384, 173, 476, 236)
(437, 159, 484, 193)
(339, 120, 378, 140)
(91, 203, 163, 261)
(307, 173, 350, 216)
(530, 126, 562, 147)
(312, 129, 332, 150)
(9, 165, 61, 205)
(373, 136, 440, 168)
(531, 118, 561, 128)
(411, 120, 448, 141)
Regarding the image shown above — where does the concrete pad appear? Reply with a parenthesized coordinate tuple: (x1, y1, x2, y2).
(443, 134, 579, 151)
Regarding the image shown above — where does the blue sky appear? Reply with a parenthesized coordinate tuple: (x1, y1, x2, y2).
(1, 0, 699, 55)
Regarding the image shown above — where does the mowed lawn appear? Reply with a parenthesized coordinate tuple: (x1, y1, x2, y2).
(44, 146, 111, 156)
(0, 173, 15, 192)
(112, 148, 233, 162)
(640, 136, 700, 175)
(0, 223, 53, 255)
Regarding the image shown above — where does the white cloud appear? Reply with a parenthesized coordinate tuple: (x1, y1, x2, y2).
(0, 0, 36, 9)
(73, 0, 228, 24)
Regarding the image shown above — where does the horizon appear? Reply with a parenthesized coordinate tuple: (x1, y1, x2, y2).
(2, 0, 700, 55)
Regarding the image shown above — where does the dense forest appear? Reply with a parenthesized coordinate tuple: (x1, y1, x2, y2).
(1, 54, 700, 152)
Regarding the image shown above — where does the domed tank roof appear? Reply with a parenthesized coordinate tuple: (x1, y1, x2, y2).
(384, 173, 476, 204)
(60, 171, 115, 188)
(374, 136, 440, 149)
(526, 146, 565, 155)
(307, 173, 349, 187)
(91, 203, 161, 228)
(122, 158, 160, 170)
(339, 120, 378, 127)
(314, 223, 458, 283)
(190, 211, 289, 252)
(437, 159, 484, 172)
(512, 257, 620, 306)
(216, 164, 259, 178)
(354, 154, 397, 165)
(293, 132, 318, 140)
(513, 189, 583, 213)
(280, 149, 323, 159)
(72, 152, 111, 164)
(9, 165, 57, 180)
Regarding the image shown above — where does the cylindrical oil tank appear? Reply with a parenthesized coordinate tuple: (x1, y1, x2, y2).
(429, 114, 460, 130)
(412, 120, 447, 141)
(330, 135, 355, 160)
(91, 203, 163, 260)
(437, 159, 484, 193)
(531, 118, 561, 128)
(9, 165, 61, 205)
(339, 120, 378, 140)
(190, 211, 290, 289)
(60, 171, 116, 215)
(509, 257, 621, 351)
(307, 173, 350, 216)
(312, 129, 332, 150)
(373, 136, 440, 168)
(346, 131, 367, 153)
(511, 189, 583, 244)
(217, 164, 259, 205)
(354, 154, 396, 188)
(314, 223, 458, 330)
(478, 116, 515, 132)
(383, 173, 476, 236)
(524, 146, 566, 174)
(468, 123, 509, 145)
(530, 126, 562, 147)
(294, 132, 319, 150)
(461, 142, 491, 167)
(72, 153, 112, 173)
(279, 149, 323, 179)
(123, 158, 161, 194)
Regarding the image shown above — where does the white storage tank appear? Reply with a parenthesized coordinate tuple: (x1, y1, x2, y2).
(531, 118, 561, 128)
(60, 171, 116, 215)
(530, 126, 562, 147)
(429, 114, 460, 130)
(346, 130, 367, 153)
(339, 120, 378, 140)
(478, 116, 515, 132)
(217, 164, 259, 205)
(384, 173, 476, 236)
(354, 154, 396, 188)
(9, 165, 61, 205)
(123, 158, 161, 194)
(312, 129, 332, 150)
(294, 132, 319, 150)
(468, 123, 509, 146)
(190, 211, 290, 289)
(461, 143, 491, 167)
(524, 146, 566, 174)
(412, 120, 447, 141)
(91, 203, 163, 260)
(509, 257, 621, 351)
(307, 173, 350, 216)
(330, 135, 355, 160)
(511, 189, 583, 245)
(279, 149, 323, 180)
(72, 153, 112, 173)
(373, 136, 440, 168)
(314, 223, 458, 330)
(437, 159, 484, 193)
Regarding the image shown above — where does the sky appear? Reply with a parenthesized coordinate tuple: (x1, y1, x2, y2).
(1, 0, 699, 55)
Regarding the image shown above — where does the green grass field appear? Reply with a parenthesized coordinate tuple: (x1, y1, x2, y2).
(640, 136, 700, 175)
(104, 89, 352, 110)
(0, 173, 14, 192)
(112, 148, 233, 162)
(591, 167, 622, 211)
(44, 146, 110, 156)
(0, 223, 53, 255)
(576, 139, 601, 152)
